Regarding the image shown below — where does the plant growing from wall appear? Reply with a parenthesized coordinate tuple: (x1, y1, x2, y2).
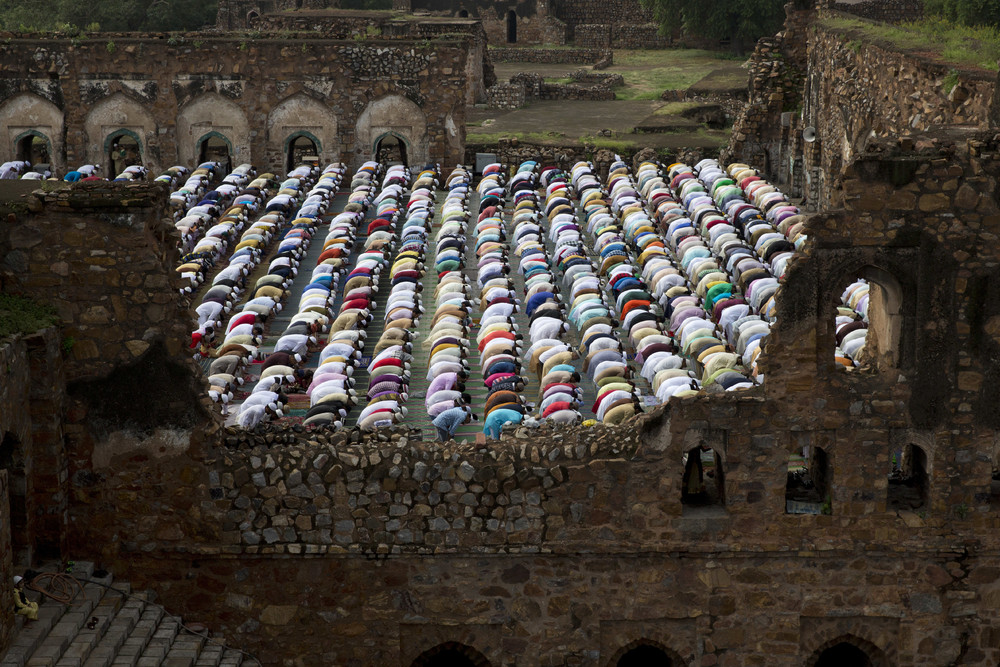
(105, 40, 115, 54)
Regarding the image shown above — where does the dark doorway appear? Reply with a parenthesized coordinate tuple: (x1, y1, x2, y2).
(814, 642, 874, 667)
(410, 642, 491, 667)
(375, 133, 407, 167)
(287, 135, 319, 174)
(109, 133, 141, 178)
(617, 644, 673, 666)
(458, 9, 469, 17)
(0, 432, 29, 566)
(199, 134, 232, 174)
(888, 444, 928, 511)
(506, 10, 517, 43)
(16, 133, 49, 167)
(681, 444, 724, 511)
(786, 446, 831, 514)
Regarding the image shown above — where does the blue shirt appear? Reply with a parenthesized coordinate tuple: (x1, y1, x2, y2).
(432, 407, 467, 436)
(483, 408, 523, 439)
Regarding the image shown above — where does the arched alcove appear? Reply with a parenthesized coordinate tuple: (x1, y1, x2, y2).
(177, 93, 250, 168)
(506, 10, 517, 43)
(807, 634, 888, 667)
(267, 93, 338, 168)
(410, 642, 492, 667)
(285, 132, 320, 173)
(888, 443, 929, 512)
(0, 93, 64, 170)
(681, 443, 725, 514)
(786, 445, 831, 515)
(374, 131, 408, 166)
(197, 131, 234, 173)
(355, 94, 428, 166)
(14, 130, 51, 167)
(105, 129, 143, 177)
(608, 639, 684, 667)
(458, 9, 469, 17)
(83, 92, 156, 170)
(830, 265, 904, 372)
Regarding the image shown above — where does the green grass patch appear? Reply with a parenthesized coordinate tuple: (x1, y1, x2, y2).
(466, 130, 568, 144)
(603, 49, 745, 100)
(580, 135, 639, 152)
(653, 101, 701, 116)
(818, 14, 1000, 71)
(545, 76, 575, 84)
(0, 294, 59, 339)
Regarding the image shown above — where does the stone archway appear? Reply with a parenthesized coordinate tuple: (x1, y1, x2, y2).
(410, 642, 492, 667)
(267, 93, 339, 169)
(807, 634, 889, 667)
(177, 93, 250, 168)
(0, 93, 64, 171)
(355, 94, 428, 167)
(83, 92, 157, 172)
(608, 638, 685, 666)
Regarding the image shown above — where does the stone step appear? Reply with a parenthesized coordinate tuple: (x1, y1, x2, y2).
(81, 585, 144, 667)
(110, 605, 164, 667)
(134, 616, 181, 667)
(217, 650, 243, 667)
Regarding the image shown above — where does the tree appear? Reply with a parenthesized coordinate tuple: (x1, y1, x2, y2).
(924, 0, 1000, 29)
(0, 0, 218, 32)
(640, 0, 786, 54)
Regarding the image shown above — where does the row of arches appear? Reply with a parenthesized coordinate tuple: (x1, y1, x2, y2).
(408, 636, 886, 666)
(680, 439, 933, 516)
(0, 91, 431, 174)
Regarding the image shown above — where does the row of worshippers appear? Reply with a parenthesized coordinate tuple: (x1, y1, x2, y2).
(646, 159, 800, 387)
(597, 159, 706, 403)
(203, 164, 336, 418)
(427, 166, 480, 441)
(295, 167, 376, 428)
(472, 163, 535, 439)
(302, 162, 400, 429)
(512, 163, 585, 426)
(564, 160, 645, 424)
(189, 168, 306, 358)
(233, 164, 346, 428)
(836, 279, 870, 367)
(356, 165, 446, 430)
(173, 164, 254, 255)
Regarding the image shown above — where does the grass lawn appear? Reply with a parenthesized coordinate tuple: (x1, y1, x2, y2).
(604, 49, 745, 100)
(818, 14, 1000, 71)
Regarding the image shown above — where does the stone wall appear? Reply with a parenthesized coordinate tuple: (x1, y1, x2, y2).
(1, 183, 188, 380)
(487, 71, 617, 108)
(255, 12, 494, 104)
(0, 134, 998, 662)
(0, 32, 469, 173)
(551, 0, 654, 41)
(727, 7, 998, 207)
(0, 334, 35, 568)
(0, 469, 11, 657)
(826, 0, 923, 23)
(573, 23, 670, 49)
(488, 46, 610, 64)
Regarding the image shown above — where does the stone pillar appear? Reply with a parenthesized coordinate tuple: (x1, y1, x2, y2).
(26, 330, 67, 562)
(0, 469, 13, 656)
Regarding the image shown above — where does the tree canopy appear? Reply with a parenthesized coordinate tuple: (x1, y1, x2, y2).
(924, 0, 1000, 29)
(640, 0, 786, 54)
(0, 0, 219, 32)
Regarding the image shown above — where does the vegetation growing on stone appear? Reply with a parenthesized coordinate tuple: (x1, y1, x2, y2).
(0, 294, 59, 339)
(0, 0, 219, 32)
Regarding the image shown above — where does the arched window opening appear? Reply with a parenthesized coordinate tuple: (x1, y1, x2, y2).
(410, 642, 492, 667)
(109, 133, 141, 178)
(617, 644, 674, 666)
(888, 444, 928, 512)
(681, 444, 724, 513)
(247, 11, 261, 28)
(813, 642, 874, 667)
(198, 133, 233, 174)
(832, 268, 903, 372)
(15, 132, 50, 168)
(1, 432, 29, 565)
(506, 10, 517, 43)
(458, 9, 469, 17)
(375, 133, 408, 167)
(287, 134, 319, 174)
(786, 446, 831, 515)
